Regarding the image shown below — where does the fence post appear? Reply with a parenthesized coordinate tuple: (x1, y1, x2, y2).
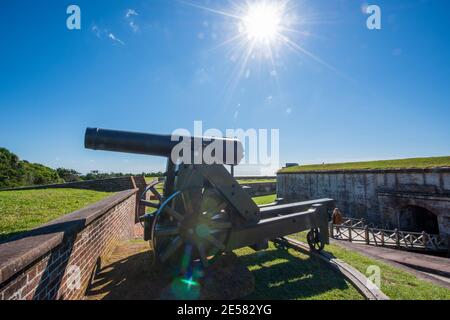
(395, 229, 400, 248)
(421, 231, 428, 248)
(348, 227, 352, 242)
(381, 231, 385, 247)
(365, 226, 370, 245)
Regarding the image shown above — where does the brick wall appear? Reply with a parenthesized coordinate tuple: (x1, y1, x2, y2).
(0, 189, 138, 300)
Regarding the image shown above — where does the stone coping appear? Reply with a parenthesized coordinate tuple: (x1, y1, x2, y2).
(278, 167, 450, 175)
(0, 189, 138, 285)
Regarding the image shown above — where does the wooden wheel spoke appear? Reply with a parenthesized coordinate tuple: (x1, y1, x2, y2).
(209, 221, 232, 230)
(181, 193, 194, 216)
(205, 201, 228, 217)
(141, 200, 159, 209)
(205, 234, 226, 251)
(155, 226, 180, 237)
(160, 236, 183, 262)
(162, 206, 184, 222)
(150, 186, 162, 201)
(196, 242, 209, 267)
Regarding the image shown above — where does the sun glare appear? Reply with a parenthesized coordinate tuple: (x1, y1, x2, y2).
(242, 3, 282, 43)
(184, 0, 335, 95)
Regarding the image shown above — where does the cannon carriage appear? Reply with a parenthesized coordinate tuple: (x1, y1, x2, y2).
(85, 128, 335, 269)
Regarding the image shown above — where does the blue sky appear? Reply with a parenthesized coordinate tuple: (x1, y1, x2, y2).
(0, 0, 449, 175)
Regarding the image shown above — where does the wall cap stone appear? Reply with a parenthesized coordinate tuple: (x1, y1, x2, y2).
(0, 189, 138, 285)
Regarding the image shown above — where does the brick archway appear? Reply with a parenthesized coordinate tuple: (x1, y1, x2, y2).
(398, 205, 439, 234)
(378, 192, 450, 236)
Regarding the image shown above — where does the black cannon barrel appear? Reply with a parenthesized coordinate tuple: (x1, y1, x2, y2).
(85, 128, 244, 165)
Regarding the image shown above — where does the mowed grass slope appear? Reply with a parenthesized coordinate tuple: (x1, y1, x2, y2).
(289, 232, 450, 300)
(234, 243, 363, 300)
(0, 189, 112, 241)
(253, 194, 277, 206)
(279, 156, 450, 173)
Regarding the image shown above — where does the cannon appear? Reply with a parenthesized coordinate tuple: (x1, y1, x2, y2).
(85, 128, 335, 269)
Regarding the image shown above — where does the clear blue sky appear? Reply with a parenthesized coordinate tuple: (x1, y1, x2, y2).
(1, 0, 449, 174)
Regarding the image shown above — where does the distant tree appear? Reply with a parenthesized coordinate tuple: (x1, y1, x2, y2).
(144, 171, 164, 178)
(0, 147, 25, 188)
(22, 161, 63, 185)
(0, 147, 165, 189)
(82, 171, 134, 181)
(0, 148, 62, 188)
(57, 168, 82, 182)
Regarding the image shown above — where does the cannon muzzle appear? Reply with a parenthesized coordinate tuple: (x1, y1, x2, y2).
(85, 128, 244, 165)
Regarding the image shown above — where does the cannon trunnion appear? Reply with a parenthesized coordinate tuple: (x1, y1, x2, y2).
(85, 128, 334, 269)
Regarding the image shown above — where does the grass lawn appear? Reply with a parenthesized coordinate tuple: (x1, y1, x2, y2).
(144, 177, 161, 184)
(237, 179, 276, 184)
(279, 156, 450, 173)
(289, 232, 450, 300)
(253, 194, 277, 206)
(234, 243, 363, 300)
(0, 189, 113, 242)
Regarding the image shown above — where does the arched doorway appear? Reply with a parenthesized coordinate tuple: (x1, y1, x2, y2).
(398, 205, 439, 234)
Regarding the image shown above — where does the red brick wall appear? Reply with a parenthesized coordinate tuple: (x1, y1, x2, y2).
(0, 190, 137, 300)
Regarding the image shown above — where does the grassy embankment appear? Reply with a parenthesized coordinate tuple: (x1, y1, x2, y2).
(279, 156, 450, 173)
(0, 189, 112, 241)
(290, 232, 450, 300)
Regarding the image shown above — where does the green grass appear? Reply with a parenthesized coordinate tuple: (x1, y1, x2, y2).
(234, 243, 363, 300)
(279, 156, 450, 173)
(253, 194, 277, 206)
(237, 179, 276, 184)
(289, 232, 450, 300)
(0, 189, 113, 241)
(144, 177, 161, 184)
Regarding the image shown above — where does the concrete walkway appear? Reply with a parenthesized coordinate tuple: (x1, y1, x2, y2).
(331, 239, 450, 289)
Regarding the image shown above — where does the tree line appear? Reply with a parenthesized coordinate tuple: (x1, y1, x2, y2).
(0, 147, 163, 189)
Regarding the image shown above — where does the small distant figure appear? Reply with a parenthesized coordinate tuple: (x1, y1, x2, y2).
(332, 208, 344, 238)
(332, 208, 344, 226)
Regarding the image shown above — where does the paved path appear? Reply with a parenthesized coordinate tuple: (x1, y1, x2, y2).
(331, 239, 450, 289)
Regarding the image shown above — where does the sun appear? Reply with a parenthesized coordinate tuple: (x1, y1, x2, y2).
(241, 3, 282, 43)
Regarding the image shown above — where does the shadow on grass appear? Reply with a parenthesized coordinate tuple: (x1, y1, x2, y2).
(86, 242, 359, 300)
(237, 247, 356, 300)
(0, 232, 25, 244)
